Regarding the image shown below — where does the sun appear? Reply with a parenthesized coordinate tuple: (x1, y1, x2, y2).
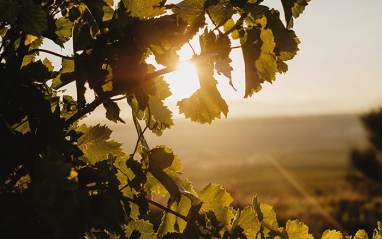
(165, 61, 199, 101)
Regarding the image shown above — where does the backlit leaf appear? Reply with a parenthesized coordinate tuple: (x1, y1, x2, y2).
(265, 9, 300, 61)
(55, 17, 74, 47)
(281, 0, 310, 29)
(178, 61, 228, 124)
(232, 207, 261, 238)
(207, 2, 235, 27)
(146, 146, 182, 199)
(322, 230, 343, 239)
(77, 124, 123, 165)
(123, 220, 156, 239)
(200, 183, 234, 227)
(354, 230, 369, 239)
(175, 0, 206, 24)
(122, 0, 165, 19)
(286, 220, 313, 239)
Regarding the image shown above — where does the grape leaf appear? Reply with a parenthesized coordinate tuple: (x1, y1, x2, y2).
(256, 28, 277, 83)
(77, 124, 123, 165)
(200, 183, 234, 227)
(241, 27, 263, 97)
(216, 57, 235, 89)
(265, 9, 300, 61)
(157, 179, 198, 236)
(207, 2, 236, 27)
(175, 0, 206, 24)
(280, 0, 310, 29)
(22, 0, 48, 37)
(231, 207, 261, 238)
(259, 203, 279, 236)
(354, 230, 369, 239)
(177, 61, 228, 124)
(146, 146, 182, 199)
(146, 77, 174, 135)
(21, 58, 54, 83)
(103, 99, 125, 123)
(158, 188, 193, 236)
(0, 0, 20, 24)
(54, 17, 74, 47)
(52, 58, 75, 89)
(321, 230, 343, 239)
(286, 220, 313, 239)
(123, 220, 156, 239)
(122, 0, 165, 19)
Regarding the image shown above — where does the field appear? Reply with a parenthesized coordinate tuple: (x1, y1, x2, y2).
(86, 113, 379, 236)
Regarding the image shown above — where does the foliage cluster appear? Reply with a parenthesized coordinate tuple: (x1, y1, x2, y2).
(0, 0, 380, 238)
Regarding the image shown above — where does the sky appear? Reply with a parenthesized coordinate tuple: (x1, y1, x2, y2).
(41, 0, 382, 119)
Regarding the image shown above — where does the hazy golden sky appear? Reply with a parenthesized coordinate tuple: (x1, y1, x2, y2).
(41, 0, 382, 119)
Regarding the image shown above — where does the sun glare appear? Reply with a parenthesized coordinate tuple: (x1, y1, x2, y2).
(165, 61, 200, 101)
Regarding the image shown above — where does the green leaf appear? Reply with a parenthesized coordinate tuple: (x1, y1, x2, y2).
(354, 230, 369, 239)
(175, 0, 206, 24)
(241, 27, 263, 97)
(177, 61, 228, 124)
(256, 28, 277, 83)
(52, 58, 75, 89)
(146, 77, 174, 135)
(259, 203, 279, 231)
(54, 17, 74, 47)
(200, 183, 234, 227)
(20, 58, 54, 83)
(232, 207, 261, 238)
(321, 230, 343, 239)
(216, 57, 235, 89)
(77, 124, 123, 165)
(83, 0, 114, 29)
(207, 2, 235, 27)
(158, 192, 192, 235)
(123, 220, 157, 239)
(265, 9, 300, 61)
(122, 0, 165, 19)
(22, 0, 48, 37)
(146, 146, 182, 199)
(280, 0, 310, 29)
(286, 220, 313, 239)
(0, 0, 20, 24)
(103, 99, 125, 123)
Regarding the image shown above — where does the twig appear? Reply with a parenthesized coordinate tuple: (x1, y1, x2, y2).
(53, 3, 76, 17)
(28, 49, 74, 60)
(188, 42, 196, 55)
(131, 114, 150, 151)
(131, 125, 148, 157)
(111, 95, 127, 101)
(231, 45, 242, 49)
(146, 198, 188, 222)
(64, 96, 103, 128)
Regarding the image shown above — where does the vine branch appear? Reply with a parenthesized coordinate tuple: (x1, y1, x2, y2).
(64, 96, 103, 128)
(146, 198, 188, 222)
(28, 49, 75, 60)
